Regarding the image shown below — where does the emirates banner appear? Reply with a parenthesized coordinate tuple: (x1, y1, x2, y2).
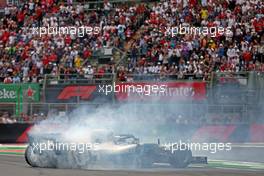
(115, 82, 206, 101)
(45, 82, 206, 103)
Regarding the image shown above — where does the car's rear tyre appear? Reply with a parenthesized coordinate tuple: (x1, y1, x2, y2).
(135, 156, 153, 168)
(169, 149, 192, 168)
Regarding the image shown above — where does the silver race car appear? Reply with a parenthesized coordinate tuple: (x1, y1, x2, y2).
(25, 130, 207, 169)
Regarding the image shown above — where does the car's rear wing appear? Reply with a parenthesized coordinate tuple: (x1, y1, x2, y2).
(190, 156, 208, 164)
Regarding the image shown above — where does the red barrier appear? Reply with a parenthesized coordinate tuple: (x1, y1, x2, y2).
(0, 123, 32, 143)
(16, 126, 33, 143)
(192, 125, 236, 142)
(250, 124, 264, 142)
(3, 123, 263, 143)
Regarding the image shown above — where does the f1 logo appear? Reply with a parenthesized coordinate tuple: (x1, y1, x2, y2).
(57, 86, 96, 100)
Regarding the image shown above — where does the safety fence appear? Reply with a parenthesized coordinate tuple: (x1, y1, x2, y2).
(0, 102, 253, 124)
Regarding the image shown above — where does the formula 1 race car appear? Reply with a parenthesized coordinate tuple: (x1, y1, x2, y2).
(25, 131, 207, 169)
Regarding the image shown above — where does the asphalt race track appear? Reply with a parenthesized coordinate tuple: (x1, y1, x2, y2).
(0, 154, 264, 176)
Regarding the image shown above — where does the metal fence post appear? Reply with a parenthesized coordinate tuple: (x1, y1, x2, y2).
(30, 103, 33, 117)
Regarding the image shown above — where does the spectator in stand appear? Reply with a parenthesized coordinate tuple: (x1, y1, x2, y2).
(0, 112, 16, 123)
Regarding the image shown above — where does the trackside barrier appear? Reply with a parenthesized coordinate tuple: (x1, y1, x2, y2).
(0, 123, 264, 143)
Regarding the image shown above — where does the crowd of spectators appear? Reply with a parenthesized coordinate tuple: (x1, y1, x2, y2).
(0, 0, 263, 84)
(0, 111, 48, 123)
(0, 0, 147, 83)
(117, 0, 264, 81)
